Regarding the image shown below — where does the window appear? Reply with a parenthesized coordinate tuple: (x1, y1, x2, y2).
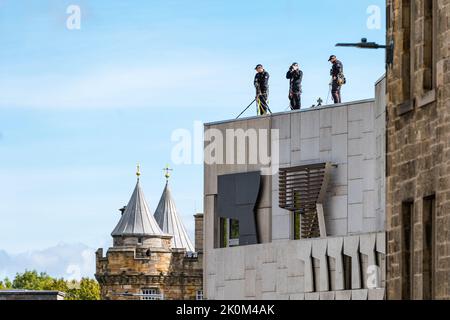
(141, 288, 162, 300)
(293, 211, 301, 240)
(279, 163, 331, 239)
(217, 172, 260, 247)
(402, 201, 414, 300)
(343, 255, 352, 290)
(220, 218, 240, 248)
(220, 218, 228, 248)
(196, 290, 204, 300)
(423, 0, 434, 91)
(422, 195, 435, 299)
(229, 219, 240, 247)
(401, 0, 411, 102)
(137, 237, 143, 245)
(293, 190, 301, 240)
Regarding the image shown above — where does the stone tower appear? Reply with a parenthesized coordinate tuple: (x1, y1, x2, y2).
(386, 0, 450, 299)
(95, 168, 203, 300)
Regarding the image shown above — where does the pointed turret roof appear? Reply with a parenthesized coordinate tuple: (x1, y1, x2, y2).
(111, 167, 165, 237)
(154, 181, 195, 252)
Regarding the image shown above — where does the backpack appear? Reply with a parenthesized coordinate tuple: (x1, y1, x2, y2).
(337, 73, 347, 86)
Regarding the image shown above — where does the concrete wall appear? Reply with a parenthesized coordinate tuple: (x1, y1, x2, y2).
(205, 232, 385, 300)
(203, 79, 386, 300)
(271, 95, 386, 240)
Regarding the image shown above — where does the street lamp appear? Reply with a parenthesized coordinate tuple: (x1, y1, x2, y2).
(335, 38, 394, 65)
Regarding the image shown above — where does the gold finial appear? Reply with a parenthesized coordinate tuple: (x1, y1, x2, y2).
(136, 163, 141, 180)
(163, 164, 173, 182)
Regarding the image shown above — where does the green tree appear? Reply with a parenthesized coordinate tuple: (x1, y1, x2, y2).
(0, 277, 12, 289)
(12, 270, 55, 290)
(66, 278, 100, 300)
(1, 270, 100, 300)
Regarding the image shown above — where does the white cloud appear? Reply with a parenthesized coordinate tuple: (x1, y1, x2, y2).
(0, 242, 99, 280)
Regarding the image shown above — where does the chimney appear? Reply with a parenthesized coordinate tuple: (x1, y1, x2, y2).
(193, 213, 204, 253)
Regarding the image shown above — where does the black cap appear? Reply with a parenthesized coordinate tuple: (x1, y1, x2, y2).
(328, 55, 336, 61)
(292, 62, 299, 66)
(255, 64, 263, 70)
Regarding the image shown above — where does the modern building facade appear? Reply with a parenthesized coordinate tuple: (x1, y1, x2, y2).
(95, 171, 203, 300)
(203, 77, 387, 300)
(386, 0, 450, 299)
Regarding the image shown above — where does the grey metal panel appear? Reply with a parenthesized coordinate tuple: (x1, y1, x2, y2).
(217, 171, 261, 246)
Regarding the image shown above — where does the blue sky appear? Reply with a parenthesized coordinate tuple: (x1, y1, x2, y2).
(0, 0, 385, 277)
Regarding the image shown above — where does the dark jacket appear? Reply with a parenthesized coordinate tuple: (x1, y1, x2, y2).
(330, 60, 344, 77)
(254, 71, 270, 94)
(286, 69, 303, 94)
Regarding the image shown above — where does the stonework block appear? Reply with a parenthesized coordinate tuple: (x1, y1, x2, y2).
(301, 111, 320, 138)
(244, 269, 256, 298)
(368, 288, 385, 300)
(351, 289, 368, 300)
(289, 293, 305, 300)
(304, 292, 320, 300)
(331, 134, 348, 164)
(272, 114, 291, 139)
(331, 107, 348, 135)
(348, 121, 362, 139)
(300, 137, 320, 161)
(335, 290, 352, 300)
(348, 156, 363, 180)
(327, 237, 345, 291)
(320, 291, 336, 300)
(320, 108, 332, 128)
(348, 204, 363, 233)
(320, 127, 332, 151)
(261, 263, 277, 292)
(272, 214, 291, 241)
(348, 180, 363, 204)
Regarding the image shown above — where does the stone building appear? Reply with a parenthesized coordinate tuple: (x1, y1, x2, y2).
(203, 77, 387, 300)
(385, 0, 450, 299)
(95, 169, 203, 300)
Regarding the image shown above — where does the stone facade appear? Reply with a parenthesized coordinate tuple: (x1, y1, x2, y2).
(386, 0, 450, 299)
(95, 180, 203, 300)
(194, 214, 204, 253)
(95, 245, 203, 300)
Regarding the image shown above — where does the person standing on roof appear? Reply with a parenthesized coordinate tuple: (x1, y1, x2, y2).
(286, 62, 303, 110)
(329, 55, 344, 104)
(254, 64, 270, 115)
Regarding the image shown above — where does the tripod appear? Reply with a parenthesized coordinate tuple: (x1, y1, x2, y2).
(236, 98, 256, 119)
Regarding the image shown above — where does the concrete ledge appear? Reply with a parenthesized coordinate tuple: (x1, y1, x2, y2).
(205, 99, 375, 127)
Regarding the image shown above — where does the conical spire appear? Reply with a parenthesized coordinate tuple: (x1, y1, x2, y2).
(111, 166, 164, 237)
(154, 168, 195, 252)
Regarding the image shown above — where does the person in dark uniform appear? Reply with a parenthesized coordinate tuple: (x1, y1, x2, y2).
(286, 62, 303, 110)
(254, 64, 270, 115)
(329, 55, 344, 104)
